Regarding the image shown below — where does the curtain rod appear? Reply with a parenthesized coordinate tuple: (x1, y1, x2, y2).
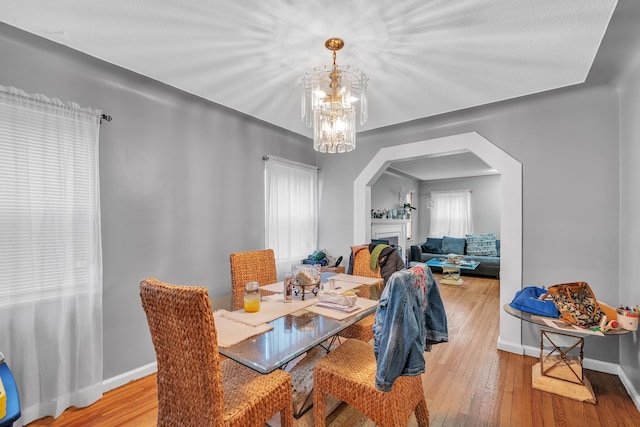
(100, 113, 112, 124)
(428, 189, 472, 194)
(263, 155, 319, 171)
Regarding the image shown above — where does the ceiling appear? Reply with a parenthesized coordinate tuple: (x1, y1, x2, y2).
(387, 151, 496, 182)
(0, 0, 620, 139)
(4, 1, 638, 181)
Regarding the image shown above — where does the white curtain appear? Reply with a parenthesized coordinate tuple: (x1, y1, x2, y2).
(0, 86, 103, 425)
(429, 190, 474, 238)
(265, 156, 318, 278)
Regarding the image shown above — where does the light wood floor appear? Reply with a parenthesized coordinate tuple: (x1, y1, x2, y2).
(27, 274, 640, 426)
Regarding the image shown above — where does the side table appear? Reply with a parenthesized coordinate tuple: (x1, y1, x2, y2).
(504, 303, 627, 404)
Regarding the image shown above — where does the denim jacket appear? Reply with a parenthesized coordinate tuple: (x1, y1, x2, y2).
(373, 263, 448, 391)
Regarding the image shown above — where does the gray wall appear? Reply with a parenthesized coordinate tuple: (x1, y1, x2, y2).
(317, 83, 621, 363)
(0, 24, 315, 379)
(371, 172, 417, 214)
(417, 174, 501, 241)
(619, 42, 640, 398)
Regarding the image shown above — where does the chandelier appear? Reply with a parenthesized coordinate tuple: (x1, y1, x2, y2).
(301, 38, 368, 153)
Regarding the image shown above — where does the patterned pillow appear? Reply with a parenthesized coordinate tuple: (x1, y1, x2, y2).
(465, 233, 498, 256)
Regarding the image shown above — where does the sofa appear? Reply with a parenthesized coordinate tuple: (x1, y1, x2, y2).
(409, 234, 500, 278)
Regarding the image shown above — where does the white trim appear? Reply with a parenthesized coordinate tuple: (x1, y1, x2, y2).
(102, 362, 157, 394)
(522, 344, 620, 375)
(522, 343, 640, 412)
(99, 349, 639, 414)
(619, 366, 640, 413)
(497, 337, 525, 355)
(353, 131, 523, 348)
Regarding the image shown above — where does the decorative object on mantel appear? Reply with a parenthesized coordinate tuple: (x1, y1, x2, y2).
(371, 209, 390, 219)
(403, 202, 417, 219)
(301, 37, 368, 154)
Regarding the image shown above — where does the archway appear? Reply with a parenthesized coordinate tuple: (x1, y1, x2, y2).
(353, 132, 523, 352)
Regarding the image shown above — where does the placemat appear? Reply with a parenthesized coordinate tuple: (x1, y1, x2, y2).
(219, 297, 318, 327)
(212, 311, 273, 348)
(330, 273, 383, 285)
(261, 279, 367, 294)
(261, 281, 286, 293)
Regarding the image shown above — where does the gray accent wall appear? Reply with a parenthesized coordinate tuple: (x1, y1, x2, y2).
(317, 83, 621, 365)
(619, 40, 640, 400)
(370, 172, 418, 214)
(0, 24, 315, 379)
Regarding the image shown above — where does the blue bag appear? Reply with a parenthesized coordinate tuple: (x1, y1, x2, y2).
(509, 286, 560, 318)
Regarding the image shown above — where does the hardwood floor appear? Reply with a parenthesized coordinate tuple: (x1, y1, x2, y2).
(27, 274, 640, 426)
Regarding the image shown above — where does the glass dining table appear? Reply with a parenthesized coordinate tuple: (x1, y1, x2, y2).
(217, 301, 377, 374)
(216, 274, 383, 418)
(218, 274, 383, 373)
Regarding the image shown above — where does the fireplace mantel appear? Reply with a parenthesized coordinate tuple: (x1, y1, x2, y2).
(371, 219, 409, 260)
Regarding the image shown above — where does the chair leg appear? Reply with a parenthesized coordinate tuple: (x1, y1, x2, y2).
(414, 398, 430, 427)
(280, 401, 294, 427)
(314, 387, 326, 426)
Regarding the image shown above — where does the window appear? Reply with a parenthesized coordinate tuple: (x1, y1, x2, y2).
(405, 192, 414, 240)
(264, 156, 318, 277)
(0, 85, 103, 423)
(428, 190, 474, 237)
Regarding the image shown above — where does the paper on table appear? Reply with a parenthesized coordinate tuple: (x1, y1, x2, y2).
(541, 318, 604, 336)
(315, 302, 360, 313)
(261, 281, 285, 293)
(213, 310, 273, 348)
(306, 297, 378, 320)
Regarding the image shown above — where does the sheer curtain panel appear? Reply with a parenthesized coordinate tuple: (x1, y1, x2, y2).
(264, 156, 318, 278)
(428, 190, 474, 238)
(0, 86, 103, 425)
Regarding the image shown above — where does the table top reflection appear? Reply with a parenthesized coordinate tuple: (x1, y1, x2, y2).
(218, 302, 377, 374)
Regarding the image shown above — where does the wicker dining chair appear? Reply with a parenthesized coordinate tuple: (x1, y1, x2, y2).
(140, 277, 294, 427)
(313, 338, 429, 427)
(230, 249, 278, 310)
(352, 246, 382, 279)
(338, 247, 382, 342)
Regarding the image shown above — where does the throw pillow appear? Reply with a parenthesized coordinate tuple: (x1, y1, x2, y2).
(465, 233, 498, 256)
(442, 236, 466, 255)
(422, 237, 443, 254)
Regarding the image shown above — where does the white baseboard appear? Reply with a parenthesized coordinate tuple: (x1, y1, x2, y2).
(501, 339, 622, 375)
(618, 366, 640, 413)
(497, 337, 524, 355)
(101, 349, 640, 414)
(102, 362, 157, 394)
(497, 338, 640, 412)
(521, 344, 619, 374)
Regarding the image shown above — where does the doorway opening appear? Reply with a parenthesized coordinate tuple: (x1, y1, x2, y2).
(353, 132, 523, 352)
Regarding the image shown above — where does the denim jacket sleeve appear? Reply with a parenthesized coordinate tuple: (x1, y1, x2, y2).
(424, 267, 449, 349)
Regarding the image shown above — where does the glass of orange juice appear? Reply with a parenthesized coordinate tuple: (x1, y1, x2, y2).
(244, 281, 261, 312)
